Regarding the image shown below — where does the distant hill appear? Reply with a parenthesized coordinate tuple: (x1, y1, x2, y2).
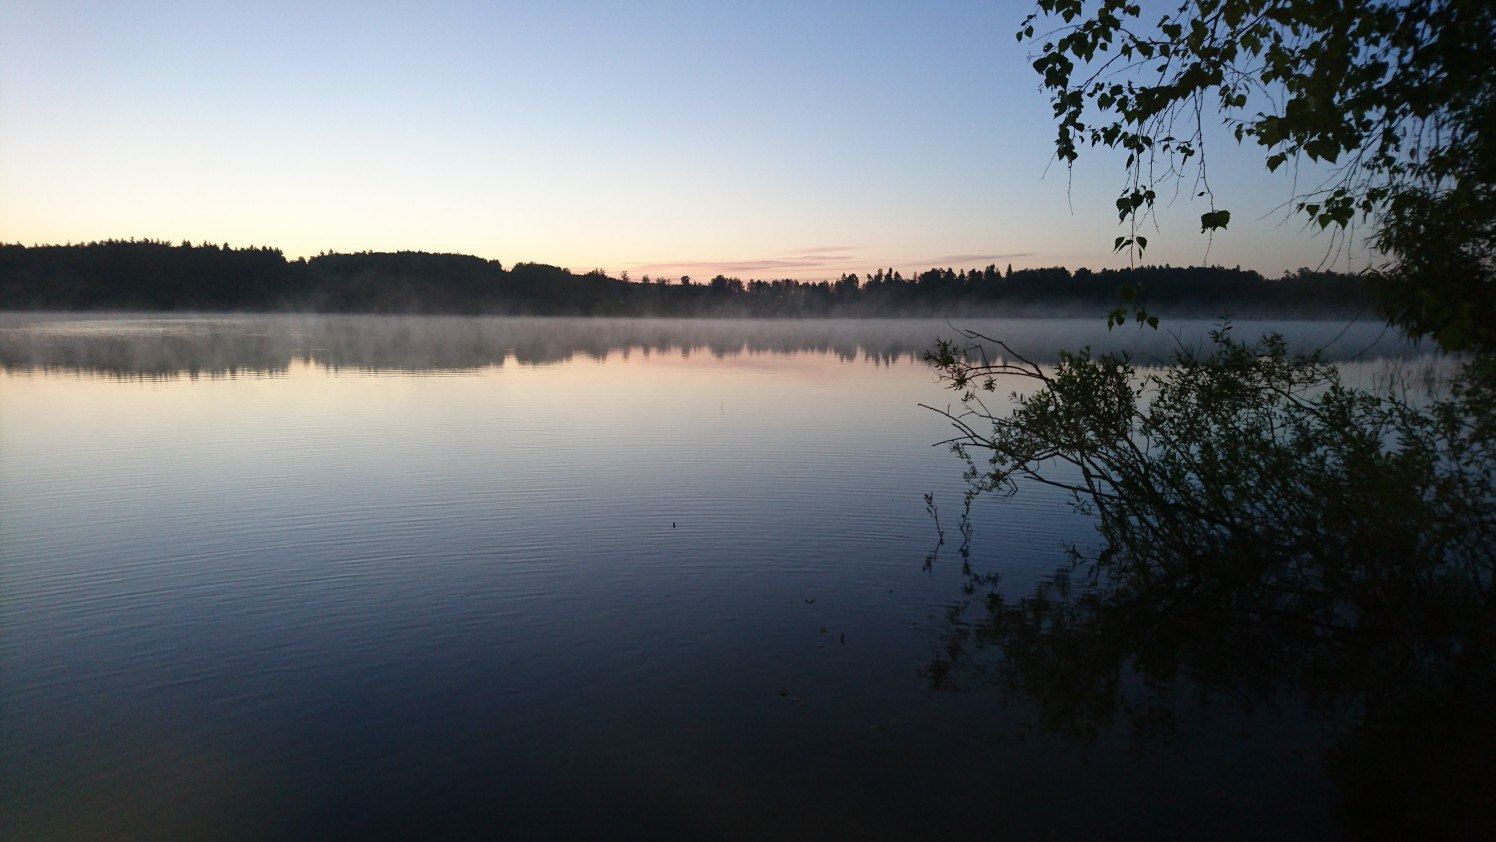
(0, 239, 1374, 318)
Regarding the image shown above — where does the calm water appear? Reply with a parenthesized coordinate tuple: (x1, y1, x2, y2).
(0, 315, 1439, 840)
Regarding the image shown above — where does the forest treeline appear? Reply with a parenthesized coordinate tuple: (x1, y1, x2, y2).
(0, 239, 1373, 317)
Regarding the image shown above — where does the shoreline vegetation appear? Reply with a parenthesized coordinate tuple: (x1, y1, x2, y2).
(1, 239, 1372, 318)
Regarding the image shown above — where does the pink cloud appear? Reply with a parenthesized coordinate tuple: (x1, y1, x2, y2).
(630, 250, 861, 278)
(916, 252, 1035, 265)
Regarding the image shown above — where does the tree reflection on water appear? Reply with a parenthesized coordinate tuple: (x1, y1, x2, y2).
(924, 532, 1494, 840)
(0, 313, 1417, 378)
(920, 323, 1494, 838)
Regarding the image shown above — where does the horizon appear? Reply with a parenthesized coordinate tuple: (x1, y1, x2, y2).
(1, 2, 1376, 282)
(3, 237, 1349, 284)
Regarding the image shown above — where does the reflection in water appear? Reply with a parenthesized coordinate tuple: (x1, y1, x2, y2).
(0, 313, 1458, 839)
(0, 312, 1417, 378)
(927, 506, 1495, 840)
(919, 323, 1493, 838)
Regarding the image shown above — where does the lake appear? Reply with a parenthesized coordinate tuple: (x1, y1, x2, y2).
(0, 314, 1450, 840)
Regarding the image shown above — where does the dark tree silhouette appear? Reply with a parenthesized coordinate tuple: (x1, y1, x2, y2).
(1, 240, 1373, 317)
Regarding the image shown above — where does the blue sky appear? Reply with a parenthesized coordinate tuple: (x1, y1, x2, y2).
(0, 0, 1373, 279)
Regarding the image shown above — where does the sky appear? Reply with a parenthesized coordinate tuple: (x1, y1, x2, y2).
(0, 0, 1375, 280)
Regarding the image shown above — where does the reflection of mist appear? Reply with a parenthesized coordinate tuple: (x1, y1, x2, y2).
(0, 313, 1420, 379)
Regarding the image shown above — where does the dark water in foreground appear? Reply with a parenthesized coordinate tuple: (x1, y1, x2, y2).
(0, 315, 1468, 840)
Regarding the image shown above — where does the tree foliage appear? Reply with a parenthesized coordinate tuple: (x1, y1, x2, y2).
(927, 327, 1494, 592)
(988, 0, 1496, 569)
(1022, 0, 1495, 350)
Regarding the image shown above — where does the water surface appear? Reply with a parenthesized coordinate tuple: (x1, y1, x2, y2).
(0, 315, 1437, 840)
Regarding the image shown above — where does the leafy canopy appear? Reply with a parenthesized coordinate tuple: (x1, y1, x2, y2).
(1021, 0, 1495, 351)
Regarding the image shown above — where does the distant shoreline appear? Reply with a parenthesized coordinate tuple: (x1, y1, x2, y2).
(2, 239, 1374, 319)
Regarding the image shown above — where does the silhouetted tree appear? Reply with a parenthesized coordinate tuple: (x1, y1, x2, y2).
(1022, 0, 1494, 348)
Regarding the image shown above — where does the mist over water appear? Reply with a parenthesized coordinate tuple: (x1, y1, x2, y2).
(0, 315, 1446, 840)
(0, 312, 1417, 377)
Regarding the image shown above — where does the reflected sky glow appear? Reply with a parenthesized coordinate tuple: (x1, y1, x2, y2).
(1, 315, 1446, 839)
